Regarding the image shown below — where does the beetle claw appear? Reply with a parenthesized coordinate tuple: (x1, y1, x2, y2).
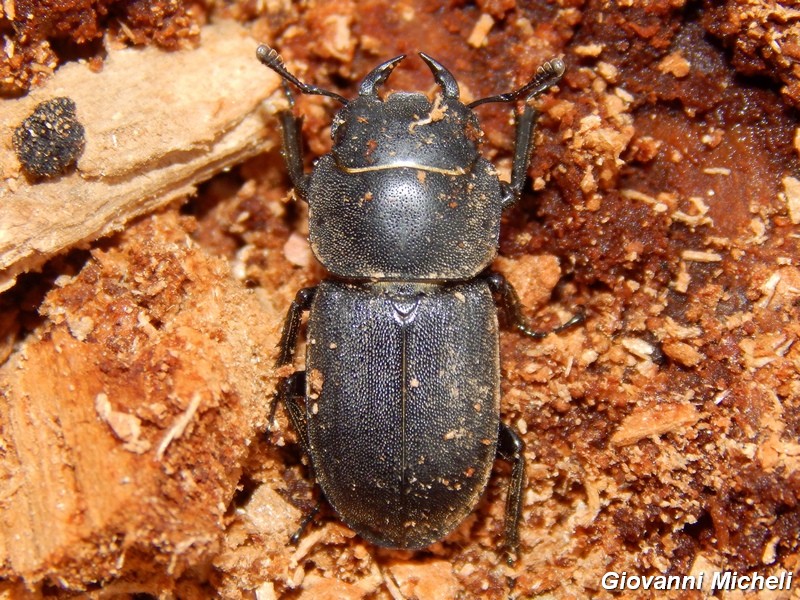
(505, 548, 518, 566)
(288, 502, 322, 545)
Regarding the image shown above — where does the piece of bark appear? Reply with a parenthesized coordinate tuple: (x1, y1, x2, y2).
(0, 19, 280, 293)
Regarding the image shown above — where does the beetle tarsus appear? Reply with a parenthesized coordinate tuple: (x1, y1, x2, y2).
(289, 501, 321, 545)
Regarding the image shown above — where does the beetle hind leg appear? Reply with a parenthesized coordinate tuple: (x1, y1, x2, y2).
(497, 423, 525, 564)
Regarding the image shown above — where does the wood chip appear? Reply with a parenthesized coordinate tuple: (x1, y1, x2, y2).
(0, 20, 280, 292)
(620, 188, 668, 212)
(574, 44, 604, 57)
(657, 51, 691, 77)
(681, 250, 723, 262)
(782, 175, 800, 224)
(621, 337, 655, 360)
(702, 167, 731, 175)
(662, 339, 704, 367)
(467, 13, 494, 48)
(611, 403, 700, 446)
(156, 392, 203, 460)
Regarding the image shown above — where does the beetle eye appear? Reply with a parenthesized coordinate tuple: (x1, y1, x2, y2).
(330, 114, 344, 141)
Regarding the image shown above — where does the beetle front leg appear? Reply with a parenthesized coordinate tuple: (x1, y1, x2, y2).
(487, 272, 583, 339)
(497, 422, 525, 564)
(502, 104, 541, 206)
(498, 58, 565, 206)
(277, 108, 311, 201)
(276, 79, 310, 201)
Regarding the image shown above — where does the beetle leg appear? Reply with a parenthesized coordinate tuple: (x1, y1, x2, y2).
(497, 422, 525, 564)
(471, 57, 564, 206)
(486, 272, 584, 339)
(272, 286, 315, 434)
(270, 371, 310, 444)
(271, 372, 325, 545)
(289, 500, 322, 544)
(503, 103, 541, 206)
(276, 286, 317, 366)
(277, 108, 311, 202)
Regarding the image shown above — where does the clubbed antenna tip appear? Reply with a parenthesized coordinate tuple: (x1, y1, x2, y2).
(468, 56, 566, 109)
(256, 44, 348, 105)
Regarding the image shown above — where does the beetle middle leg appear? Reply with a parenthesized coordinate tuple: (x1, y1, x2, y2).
(497, 422, 525, 564)
(272, 285, 316, 442)
(275, 286, 317, 367)
(486, 271, 584, 339)
(271, 286, 325, 543)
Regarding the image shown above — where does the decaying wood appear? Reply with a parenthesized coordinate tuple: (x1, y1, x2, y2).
(0, 211, 282, 588)
(0, 20, 280, 292)
(3, 1, 800, 596)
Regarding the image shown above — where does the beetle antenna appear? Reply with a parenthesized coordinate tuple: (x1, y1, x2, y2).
(467, 57, 565, 108)
(257, 45, 349, 105)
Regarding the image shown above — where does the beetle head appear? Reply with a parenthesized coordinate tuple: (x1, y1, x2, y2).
(329, 54, 483, 173)
(306, 54, 511, 281)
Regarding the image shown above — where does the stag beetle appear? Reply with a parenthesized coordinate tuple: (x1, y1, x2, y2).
(259, 45, 581, 562)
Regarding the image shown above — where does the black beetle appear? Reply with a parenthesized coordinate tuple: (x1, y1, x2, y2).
(258, 46, 581, 562)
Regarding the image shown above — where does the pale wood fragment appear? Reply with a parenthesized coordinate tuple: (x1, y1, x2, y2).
(0, 20, 281, 292)
(611, 403, 700, 446)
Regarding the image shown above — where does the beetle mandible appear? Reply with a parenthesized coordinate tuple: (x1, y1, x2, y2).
(258, 45, 581, 563)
